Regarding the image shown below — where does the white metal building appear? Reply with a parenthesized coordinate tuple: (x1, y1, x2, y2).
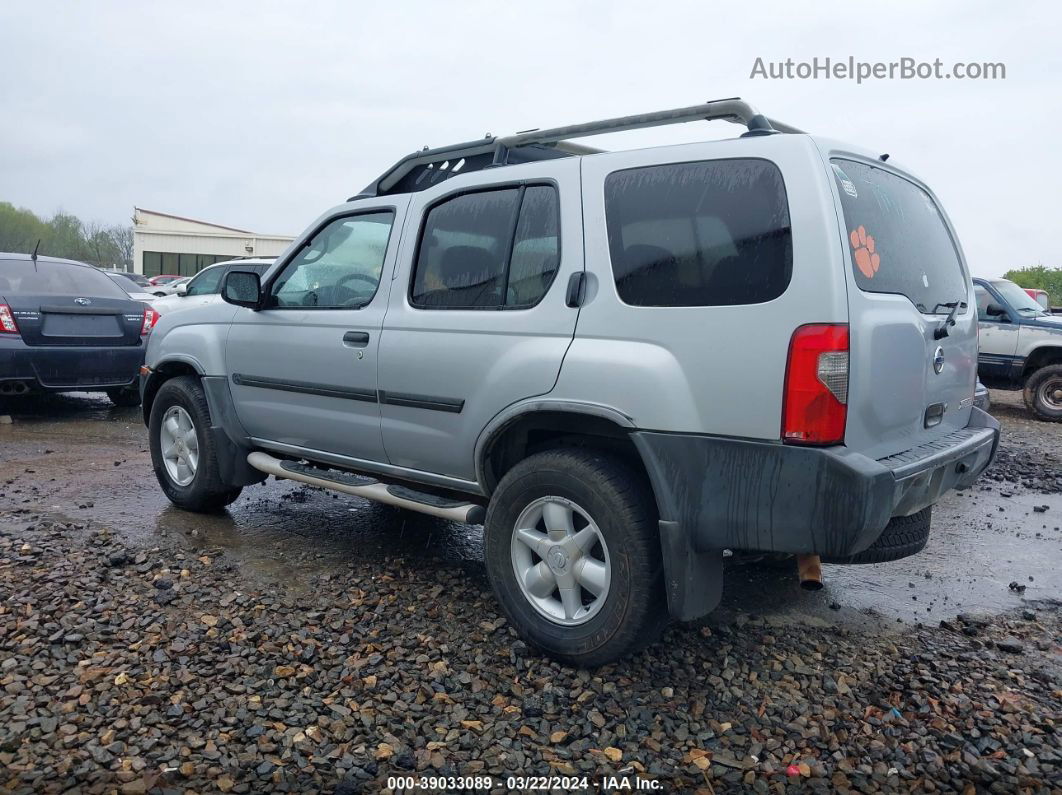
(132, 208, 295, 277)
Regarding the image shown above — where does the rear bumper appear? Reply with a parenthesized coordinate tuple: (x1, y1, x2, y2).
(632, 407, 1000, 559)
(0, 337, 143, 391)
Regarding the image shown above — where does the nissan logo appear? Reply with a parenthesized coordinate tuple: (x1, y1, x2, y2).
(74, 297, 92, 306)
(933, 346, 944, 374)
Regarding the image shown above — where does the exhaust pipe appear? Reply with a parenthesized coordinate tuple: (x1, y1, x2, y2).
(0, 382, 29, 396)
(797, 554, 823, 590)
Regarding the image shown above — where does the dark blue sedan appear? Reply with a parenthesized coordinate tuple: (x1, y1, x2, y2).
(0, 254, 159, 406)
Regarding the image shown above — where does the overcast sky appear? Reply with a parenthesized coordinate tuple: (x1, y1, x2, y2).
(0, 0, 1057, 277)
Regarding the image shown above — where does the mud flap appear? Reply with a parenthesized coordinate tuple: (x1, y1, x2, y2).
(658, 520, 723, 621)
(201, 376, 267, 488)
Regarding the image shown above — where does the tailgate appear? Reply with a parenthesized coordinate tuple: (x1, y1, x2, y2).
(828, 157, 977, 462)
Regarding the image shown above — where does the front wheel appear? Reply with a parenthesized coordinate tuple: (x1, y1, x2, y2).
(149, 376, 241, 512)
(1023, 365, 1062, 422)
(484, 449, 667, 666)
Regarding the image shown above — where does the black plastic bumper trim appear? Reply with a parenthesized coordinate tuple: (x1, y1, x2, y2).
(632, 410, 999, 559)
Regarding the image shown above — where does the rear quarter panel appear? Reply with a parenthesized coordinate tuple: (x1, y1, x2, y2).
(555, 134, 849, 438)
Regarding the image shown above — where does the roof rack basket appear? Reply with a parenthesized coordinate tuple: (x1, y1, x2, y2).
(354, 98, 802, 198)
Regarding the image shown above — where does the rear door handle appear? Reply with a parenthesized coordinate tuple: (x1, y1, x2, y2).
(342, 331, 370, 347)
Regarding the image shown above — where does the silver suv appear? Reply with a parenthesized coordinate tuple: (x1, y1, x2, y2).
(141, 99, 999, 665)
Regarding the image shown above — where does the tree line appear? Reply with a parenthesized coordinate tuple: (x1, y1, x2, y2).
(0, 201, 133, 270)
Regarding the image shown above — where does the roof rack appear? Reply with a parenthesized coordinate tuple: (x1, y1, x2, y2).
(353, 98, 802, 199)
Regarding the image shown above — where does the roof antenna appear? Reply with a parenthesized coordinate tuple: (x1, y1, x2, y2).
(31, 239, 40, 271)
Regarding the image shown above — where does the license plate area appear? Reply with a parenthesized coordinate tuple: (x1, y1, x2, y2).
(42, 313, 122, 338)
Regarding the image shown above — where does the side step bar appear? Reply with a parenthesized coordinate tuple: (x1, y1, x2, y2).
(247, 452, 485, 524)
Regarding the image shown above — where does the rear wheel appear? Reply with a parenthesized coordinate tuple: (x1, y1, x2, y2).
(149, 376, 241, 512)
(1023, 365, 1062, 422)
(106, 385, 141, 408)
(484, 449, 667, 666)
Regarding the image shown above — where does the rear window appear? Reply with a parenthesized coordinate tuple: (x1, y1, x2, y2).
(0, 259, 128, 298)
(604, 159, 792, 307)
(831, 159, 966, 314)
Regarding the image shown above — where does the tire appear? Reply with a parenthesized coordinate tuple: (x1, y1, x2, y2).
(148, 376, 242, 512)
(823, 506, 931, 564)
(484, 449, 667, 666)
(1023, 365, 1062, 422)
(106, 385, 142, 408)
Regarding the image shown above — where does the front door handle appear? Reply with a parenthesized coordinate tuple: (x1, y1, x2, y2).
(342, 331, 370, 348)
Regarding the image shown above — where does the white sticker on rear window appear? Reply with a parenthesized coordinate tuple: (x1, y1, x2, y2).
(832, 164, 858, 198)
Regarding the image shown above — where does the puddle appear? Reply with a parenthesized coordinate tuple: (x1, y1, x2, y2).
(3, 391, 1060, 630)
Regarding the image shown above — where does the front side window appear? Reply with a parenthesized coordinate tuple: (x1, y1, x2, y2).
(185, 266, 226, 296)
(832, 159, 966, 314)
(411, 185, 560, 309)
(604, 159, 792, 307)
(272, 211, 394, 309)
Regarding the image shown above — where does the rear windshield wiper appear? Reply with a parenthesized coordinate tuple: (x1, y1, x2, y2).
(933, 298, 967, 340)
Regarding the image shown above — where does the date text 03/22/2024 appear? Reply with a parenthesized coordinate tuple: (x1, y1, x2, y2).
(386, 775, 664, 791)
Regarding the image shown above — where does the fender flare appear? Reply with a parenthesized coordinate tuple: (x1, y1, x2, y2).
(473, 399, 636, 491)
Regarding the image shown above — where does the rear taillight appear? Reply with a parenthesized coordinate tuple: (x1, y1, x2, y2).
(782, 324, 849, 445)
(141, 307, 160, 336)
(0, 304, 18, 334)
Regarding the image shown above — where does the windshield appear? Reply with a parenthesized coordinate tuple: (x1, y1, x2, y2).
(832, 159, 967, 314)
(0, 259, 128, 298)
(993, 279, 1048, 315)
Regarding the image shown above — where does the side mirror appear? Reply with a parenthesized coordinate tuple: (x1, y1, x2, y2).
(221, 270, 262, 309)
(175, 282, 188, 296)
(986, 303, 1008, 319)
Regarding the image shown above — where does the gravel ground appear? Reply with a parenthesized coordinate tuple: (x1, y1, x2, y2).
(0, 390, 1060, 793)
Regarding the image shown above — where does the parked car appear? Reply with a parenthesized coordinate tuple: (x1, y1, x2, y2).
(151, 260, 273, 314)
(1024, 287, 1052, 312)
(974, 276, 1062, 420)
(105, 272, 160, 306)
(150, 276, 190, 297)
(1, 253, 159, 405)
(101, 269, 154, 290)
(141, 99, 999, 664)
(149, 274, 184, 287)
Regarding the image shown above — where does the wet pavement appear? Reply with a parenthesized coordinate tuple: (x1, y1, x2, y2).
(0, 388, 1058, 631)
(2, 389, 1060, 793)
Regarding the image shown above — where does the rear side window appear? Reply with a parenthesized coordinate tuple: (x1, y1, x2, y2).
(604, 159, 792, 307)
(411, 185, 560, 309)
(831, 159, 966, 314)
(0, 259, 128, 298)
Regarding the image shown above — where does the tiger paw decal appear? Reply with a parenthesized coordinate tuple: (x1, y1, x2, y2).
(849, 225, 880, 279)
